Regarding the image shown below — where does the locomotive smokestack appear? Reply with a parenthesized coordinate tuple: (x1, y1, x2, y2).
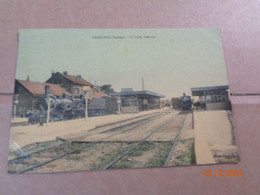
(183, 93, 186, 97)
(45, 85, 50, 98)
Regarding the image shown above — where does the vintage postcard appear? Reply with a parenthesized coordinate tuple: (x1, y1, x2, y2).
(8, 29, 239, 174)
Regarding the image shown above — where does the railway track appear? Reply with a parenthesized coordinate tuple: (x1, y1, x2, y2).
(164, 114, 187, 166)
(11, 121, 28, 127)
(9, 111, 167, 162)
(104, 111, 190, 169)
(9, 110, 178, 174)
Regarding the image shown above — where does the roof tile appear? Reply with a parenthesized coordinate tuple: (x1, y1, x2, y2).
(66, 74, 94, 87)
(17, 80, 72, 96)
(93, 89, 108, 98)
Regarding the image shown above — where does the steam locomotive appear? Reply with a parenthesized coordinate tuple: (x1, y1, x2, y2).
(180, 93, 192, 110)
(28, 93, 118, 124)
(171, 93, 192, 110)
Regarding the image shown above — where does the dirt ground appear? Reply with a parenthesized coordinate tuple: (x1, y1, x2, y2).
(147, 112, 187, 142)
(27, 142, 134, 173)
(79, 111, 179, 142)
(8, 109, 239, 173)
(194, 110, 239, 164)
(112, 142, 172, 169)
(167, 113, 195, 166)
(9, 110, 190, 173)
(9, 109, 163, 150)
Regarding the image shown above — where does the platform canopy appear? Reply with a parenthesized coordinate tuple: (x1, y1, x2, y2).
(110, 90, 165, 98)
(191, 85, 229, 96)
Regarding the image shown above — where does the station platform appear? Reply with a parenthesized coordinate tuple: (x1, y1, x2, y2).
(9, 109, 168, 150)
(193, 110, 236, 165)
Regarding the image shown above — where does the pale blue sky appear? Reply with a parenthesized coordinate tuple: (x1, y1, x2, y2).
(16, 29, 228, 98)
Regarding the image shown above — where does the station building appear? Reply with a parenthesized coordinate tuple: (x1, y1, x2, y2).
(191, 85, 230, 110)
(46, 71, 94, 98)
(110, 88, 165, 113)
(14, 79, 72, 116)
(46, 71, 107, 98)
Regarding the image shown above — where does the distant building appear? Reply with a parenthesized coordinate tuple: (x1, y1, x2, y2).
(93, 88, 108, 98)
(45, 71, 108, 98)
(14, 79, 71, 116)
(110, 88, 165, 113)
(46, 71, 95, 98)
(191, 85, 230, 110)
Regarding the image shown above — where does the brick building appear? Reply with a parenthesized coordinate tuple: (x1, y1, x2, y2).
(14, 79, 71, 116)
(46, 71, 107, 98)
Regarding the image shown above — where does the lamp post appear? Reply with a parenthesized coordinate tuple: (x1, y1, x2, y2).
(45, 85, 51, 126)
(46, 96, 51, 125)
(13, 95, 18, 119)
(85, 96, 88, 120)
(117, 97, 121, 114)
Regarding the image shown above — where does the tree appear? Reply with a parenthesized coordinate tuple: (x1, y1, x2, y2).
(100, 84, 115, 95)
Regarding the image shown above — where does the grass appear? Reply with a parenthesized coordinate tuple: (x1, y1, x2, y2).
(144, 142, 172, 167)
(110, 158, 136, 169)
(65, 155, 82, 161)
(128, 150, 143, 157)
(91, 142, 157, 170)
(8, 138, 66, 159)
(111, 142, 157, 169)
(174, 140, 196, 166)
(136, 141, 156, 151)
(91, 140, 196, 170)
(90, 144, 134, 170)
(64, 143, 101, 161)
(127, 141, 156, 157)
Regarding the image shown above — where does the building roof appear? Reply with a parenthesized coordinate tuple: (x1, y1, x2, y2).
(191, 85, 229, 96)
(109, 90, 165, 98)
(46, 72, 94, 87)
(16, 80, 72, 96)
(65, 74, 94, 87)
(93, 88, 108, 98)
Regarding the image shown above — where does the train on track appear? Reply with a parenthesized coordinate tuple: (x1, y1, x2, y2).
(172, 93, 192, 110)
(27, 93, 118, 124)
(180, 93, 192, 110)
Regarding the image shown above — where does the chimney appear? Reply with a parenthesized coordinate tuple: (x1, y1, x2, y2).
(26, 75, 30, 81)
(45, 85, 50, 98)
(77, 75, 82, 79)
(52, 70, 55, 76)
(63, 71, 68, 76)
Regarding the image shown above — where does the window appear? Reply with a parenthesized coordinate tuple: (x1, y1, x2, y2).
(121, 96, 138, 107)
(205, 90, 226, 103)
(74, 88, 80, 95)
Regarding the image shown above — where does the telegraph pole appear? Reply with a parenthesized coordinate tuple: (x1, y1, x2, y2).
(142, 77, 144, 90)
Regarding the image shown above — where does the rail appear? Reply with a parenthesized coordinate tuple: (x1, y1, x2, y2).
(103, 114, 181, 169)
(10, 110, 176, 174)
(164, 115, 187, 166)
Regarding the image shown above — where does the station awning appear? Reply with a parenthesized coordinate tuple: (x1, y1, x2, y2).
(110, 90, 165, 98)
(191, 85, 229, 96)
